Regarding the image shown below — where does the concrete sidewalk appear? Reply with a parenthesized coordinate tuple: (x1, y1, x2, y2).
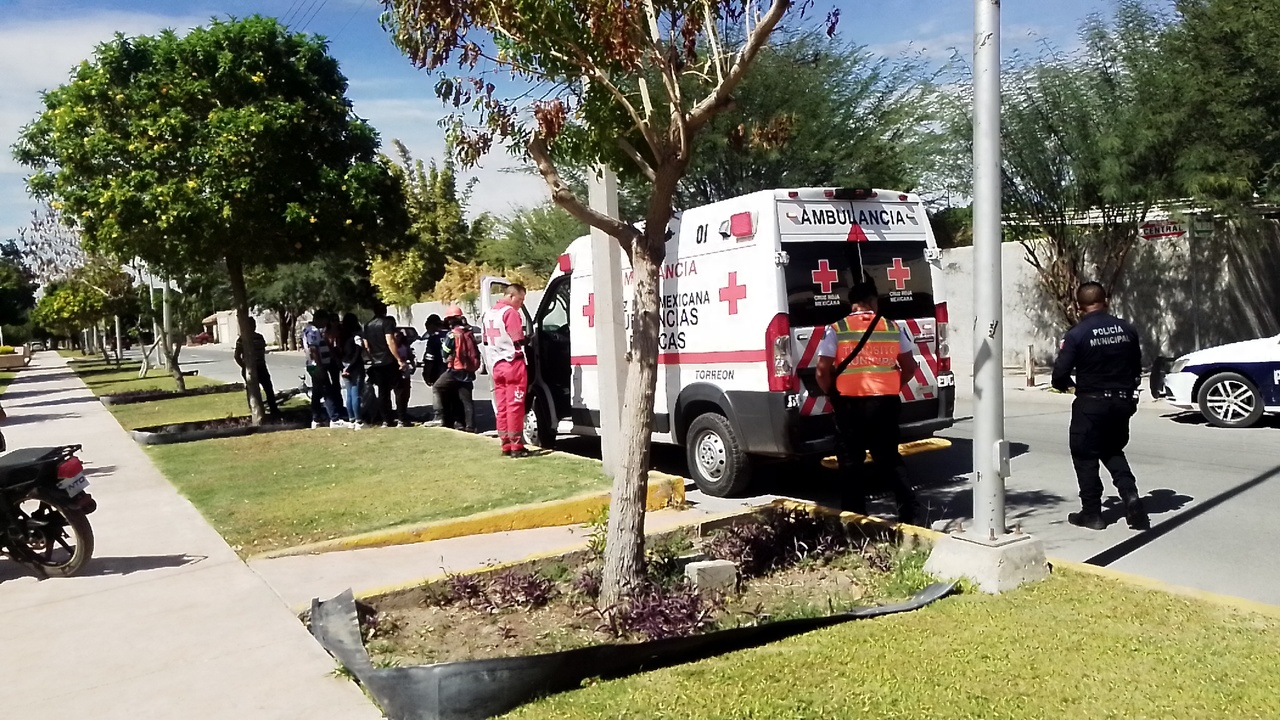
(250, 505, 733, 609)
(0, 355, 379, 719)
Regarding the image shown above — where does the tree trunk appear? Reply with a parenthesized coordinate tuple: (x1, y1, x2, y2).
(159, 279, 186, 391)
(227, 255, 267, 425)
(598, 175, 675, 608)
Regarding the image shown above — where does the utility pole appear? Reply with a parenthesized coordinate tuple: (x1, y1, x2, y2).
(925, 0, 1047, 593)
(588, 167, 627, 479)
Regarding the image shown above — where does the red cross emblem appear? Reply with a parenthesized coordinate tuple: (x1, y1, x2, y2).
(719, 272, 747, 315)
(484, 320, 504, 344)
(811, 260, 839, 294)
(887, 258, 912, 291)
(582, 293, 596, 328)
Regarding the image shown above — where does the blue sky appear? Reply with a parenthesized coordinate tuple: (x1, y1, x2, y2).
(0, 0, 1124, 238)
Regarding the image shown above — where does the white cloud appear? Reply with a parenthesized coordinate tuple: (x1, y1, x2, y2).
(348, 94, 549, 219)
(0, 10, 207, 235)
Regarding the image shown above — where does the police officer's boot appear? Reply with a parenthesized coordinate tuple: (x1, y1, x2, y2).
(1067, 504, 1106, 531)
(1121, 493, 1151, 531)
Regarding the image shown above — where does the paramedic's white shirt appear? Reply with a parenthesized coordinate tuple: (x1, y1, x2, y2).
(816, 316, 914, 358)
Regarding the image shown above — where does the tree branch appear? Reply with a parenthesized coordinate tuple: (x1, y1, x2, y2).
(528, 136, 640, 254)
(617, 138, 657, 181)
(686, 0, 790, 133)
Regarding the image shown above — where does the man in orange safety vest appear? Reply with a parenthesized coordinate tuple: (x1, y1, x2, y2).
(815, 279, 920, 523)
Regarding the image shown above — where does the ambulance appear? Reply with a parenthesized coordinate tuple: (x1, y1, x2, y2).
(480, 187, 955, 497)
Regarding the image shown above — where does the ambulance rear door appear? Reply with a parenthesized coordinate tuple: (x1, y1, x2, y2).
(774, 189, 948, 433)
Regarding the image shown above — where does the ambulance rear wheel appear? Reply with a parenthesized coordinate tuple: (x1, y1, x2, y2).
(523, 393, 558, 449)
(686, 413, 751, 497)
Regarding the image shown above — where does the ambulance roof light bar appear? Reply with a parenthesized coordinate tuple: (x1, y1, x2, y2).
(785, 188, 878, 201)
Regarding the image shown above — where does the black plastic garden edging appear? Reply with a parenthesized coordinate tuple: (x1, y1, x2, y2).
(100, 383, 245, 406)
(311, 582, 957, 720)
(130, 416, 308, 445)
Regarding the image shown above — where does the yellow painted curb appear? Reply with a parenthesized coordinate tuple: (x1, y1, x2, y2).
(254, 471, 685, 560)
(820, 437, 952, 469)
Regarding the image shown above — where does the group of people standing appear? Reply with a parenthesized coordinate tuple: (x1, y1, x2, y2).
(302, 303, 416, 429)
(421, 305, 483, 433)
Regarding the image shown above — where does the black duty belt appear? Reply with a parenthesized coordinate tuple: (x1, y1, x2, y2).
(1077, 390, 1138, 400)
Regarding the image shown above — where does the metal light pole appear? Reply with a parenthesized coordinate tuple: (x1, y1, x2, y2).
(924, 0, 1048, 593)
(971, 0, 1008, 538)
(588, 166, 627, 479)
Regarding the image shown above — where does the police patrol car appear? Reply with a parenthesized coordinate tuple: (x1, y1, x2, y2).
(1157, 333, 1280, 428)
(481, 187, 955, 496)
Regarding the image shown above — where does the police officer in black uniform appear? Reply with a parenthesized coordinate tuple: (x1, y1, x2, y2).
(1051, 282, 1151, 531)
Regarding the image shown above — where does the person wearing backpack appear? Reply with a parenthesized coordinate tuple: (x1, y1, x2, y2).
(434, 306, 480, 432)
(814, 279, 920, 524)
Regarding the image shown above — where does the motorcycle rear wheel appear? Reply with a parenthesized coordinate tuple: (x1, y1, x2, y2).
(14, 491, 94, 577)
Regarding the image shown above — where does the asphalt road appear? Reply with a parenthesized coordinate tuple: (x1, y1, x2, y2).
(180, 344, 1280, 605)
(177, 343, 495, 414)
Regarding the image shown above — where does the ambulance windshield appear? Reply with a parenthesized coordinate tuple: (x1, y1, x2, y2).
(783, 240, 935, 328)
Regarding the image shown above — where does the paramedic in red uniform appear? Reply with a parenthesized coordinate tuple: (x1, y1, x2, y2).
(483, 284, 530, 457)
(815, 280, 920, 523)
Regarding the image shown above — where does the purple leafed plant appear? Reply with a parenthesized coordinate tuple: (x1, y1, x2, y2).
(572, 568, 602, 600)
(704, 508, 849, 577)
(603, 583, 718, 642)
(444, 571, 489, 608)
(488, 570, 555, 610)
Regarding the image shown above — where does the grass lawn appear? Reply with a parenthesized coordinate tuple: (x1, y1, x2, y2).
(64, 358, 218, 397)
(148, 427, 612, 554)
(107, 391, 309, 430)
(506, 570, 1280, 720)
(0, 370, 18, 394)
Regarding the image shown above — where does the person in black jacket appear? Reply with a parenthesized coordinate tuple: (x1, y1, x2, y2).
(1051, 282, 1150, 531)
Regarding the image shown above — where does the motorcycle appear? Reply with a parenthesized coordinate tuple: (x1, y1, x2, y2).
(0, 444, 97, 578)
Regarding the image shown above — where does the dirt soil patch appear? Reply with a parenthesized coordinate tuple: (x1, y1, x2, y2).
(101, 383, 245, 405)
(137, 409, 309, 435)
(361, 511, 934, 667)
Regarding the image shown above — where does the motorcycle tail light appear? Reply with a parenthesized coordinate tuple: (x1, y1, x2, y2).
(57, 457, 84, 479)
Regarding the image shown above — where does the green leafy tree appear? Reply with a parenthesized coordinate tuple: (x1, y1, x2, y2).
(32, 282, 102, 342)
(478, 202, 587, 276)
(1163, 0, 1280, 202)
(14, 16, 409, 422)
(382, 0, 838, 605)
(370, 140, 489, 306)
(0, 241, 37, 327)
(678, 32, 944, 206)
(997, 1, 1179, 324)
(251, 254, 374, 349)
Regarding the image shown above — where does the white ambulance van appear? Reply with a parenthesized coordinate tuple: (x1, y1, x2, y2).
(480, 187, 955, 497)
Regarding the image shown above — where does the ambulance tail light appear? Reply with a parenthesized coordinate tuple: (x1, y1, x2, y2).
(765, 313, 798, 393)
(935, 302, 951, 373)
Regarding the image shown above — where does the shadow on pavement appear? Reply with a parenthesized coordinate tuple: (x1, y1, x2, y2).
(1085, 464, 1280, 567)
(0, 412, 80, 426)
(7, 395, 99, 410)
(1100, 488, 1194, 526)
(1164, 411, 1280, 430)
(0, 554, 206, 583)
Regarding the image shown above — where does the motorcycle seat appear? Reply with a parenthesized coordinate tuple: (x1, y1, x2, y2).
(0, 447, 77, 489)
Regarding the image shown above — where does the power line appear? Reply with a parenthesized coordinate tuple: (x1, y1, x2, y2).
(281, 0, 307, 25)
(290, 0, 321, 29)
(332, 0, 370, 41)
(298, 0, 330, 33)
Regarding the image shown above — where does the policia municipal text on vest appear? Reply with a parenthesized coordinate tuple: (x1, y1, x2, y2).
(815, 280, 920, 523)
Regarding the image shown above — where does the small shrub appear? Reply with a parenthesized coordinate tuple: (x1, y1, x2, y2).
(877, 548, 936, 598)
(705, 508, 849, 577)
(604, 582, 718, 642)
(645, 533, 695, 587)
(488, 570, 555, 610)
(571, 567, 602, 600)
(444, 571, 489, 608)
(0, 346, 14, 355)
(583, 506, 608, 558)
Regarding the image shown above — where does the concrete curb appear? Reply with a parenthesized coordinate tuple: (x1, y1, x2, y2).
(252, 471, 687, 561)
(776, 499, 1280, 619)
